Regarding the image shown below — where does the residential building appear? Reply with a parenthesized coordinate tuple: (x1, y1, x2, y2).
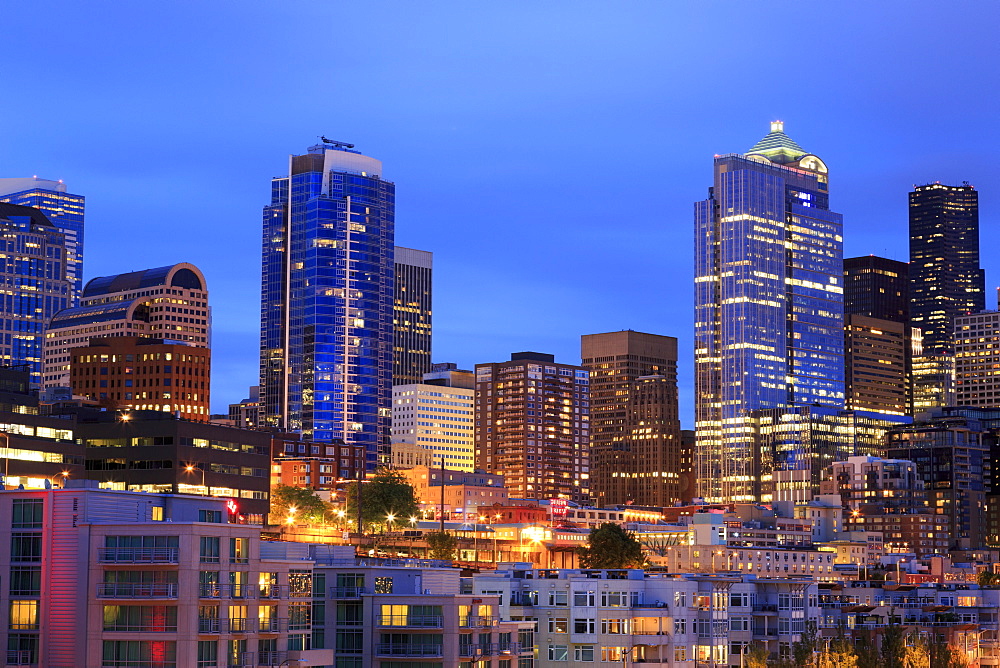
(581, 330, 687, 507)
(69, 336, 210, 421)
(844, 315, 908, 415)
(475, 352, 591, 502)
(0, 203, 72, 383)
(909, 182, 984, 354)
(271, 434, 365, 495)
(399, 465, 508, 520)
(0, 484, 331, 667)
(312, 545, 533, 667)
(955, 310, 1000, 408)
(391, 365, 475, 471)
(259, 140, 393, 476)
(694, 122, 844, 504)
(42, 263, 209, 389)
(76, 411, 271, 520)
(843, 255, 909, 323)
(0, 176, 84, 304)
(0, 365, 82, 490)
(393, 246, 433, 385)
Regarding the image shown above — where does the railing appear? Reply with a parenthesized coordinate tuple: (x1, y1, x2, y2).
(198, 583, 255, 599)
(98, 547, 179, 564)
(376, 644, 444, 657)
(331, 586, 367, 598)
(224, 617, 253, 633)
(753, 604, 778, 612)
(258, 585, 287, 599)
(509, 594, 536, 606)
(378, 615, 444, 628)
(258, 617, 289, 633)
(5, 650, 35, 665)
(257, 652, 288, 666)
(460, 644, 489, 658)
(198, 618, 222, 633)
(97, 582, 178, 598)
(494, 642, 523, 655)
(460, 616, 498, 628)
(225, 652, 255, 668)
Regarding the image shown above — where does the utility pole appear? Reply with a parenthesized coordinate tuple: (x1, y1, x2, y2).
(439, 455, 446, 534)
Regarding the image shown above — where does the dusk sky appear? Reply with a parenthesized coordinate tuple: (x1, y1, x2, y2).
(4, 2, 999, 420)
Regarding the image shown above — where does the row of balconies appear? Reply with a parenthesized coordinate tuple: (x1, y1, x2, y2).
(96, 583, 303, 600)
(375, 615, 498, 629)
(197, 617, 294, 634)
(374, 642, 523, 658)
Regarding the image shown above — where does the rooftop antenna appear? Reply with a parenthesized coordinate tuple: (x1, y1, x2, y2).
(320, 136, 355, 149)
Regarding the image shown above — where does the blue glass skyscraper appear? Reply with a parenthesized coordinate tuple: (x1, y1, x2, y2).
(260, 141, 394, 472)
(0, 177, 84, 305)
(694, 122, 845, 503)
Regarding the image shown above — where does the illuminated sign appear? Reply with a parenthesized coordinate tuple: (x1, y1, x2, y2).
(550, 498, 568, 517)
(226, 499, 239, 515)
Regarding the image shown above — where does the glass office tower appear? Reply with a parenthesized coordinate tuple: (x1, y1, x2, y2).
(694, 122, 844, 503)
(260, 141, 394, 471)
(0, 177, 85, 305)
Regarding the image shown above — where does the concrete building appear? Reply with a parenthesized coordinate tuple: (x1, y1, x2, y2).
(393, 246, 433, 386)
(270, 434, 366, 495)
(43, 263, 209, 390)
(844, 315, 908, 416)
(581, 330, 688, 507)
(0, 484, 331, 667)
(228, 386, 261, 430)
(69, 336, 210, 421)
(391, 365, 475, 471)
(475, 352, 590, 503)
(400, 465, 508, 520)
(955, 309, 1000, 408)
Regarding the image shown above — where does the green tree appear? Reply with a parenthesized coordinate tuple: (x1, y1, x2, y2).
(270, 484, 329, 525)
(425, 531, 458, 561)
(792, 621, 821, 667)
(820, 634, 858, 668)
(880, 621, 906, 668)
(345, 467, 419, 532)
(576, 523, 645, 569)
(976, 569, 1000, 587)
(855, 633, 880, 668)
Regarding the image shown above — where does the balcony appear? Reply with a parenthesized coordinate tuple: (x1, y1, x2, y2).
(460, 644, 491, 658)
(375, 643, 444, 658)
(378, 615, 444, 628)
(198, 583, 255, 599)
(258, 585, 287, 600)
(330, 586, 367, 598)
(5, 650, 36, 666)
(198, 618, 222, 634)
(258, 618, 290, 633)
(98, 547, 179, 564)
(257, 652, 288, 667)
(753, 603, 778, 613)
(460, 616, 498, 628)
(97, 582, 178, 599)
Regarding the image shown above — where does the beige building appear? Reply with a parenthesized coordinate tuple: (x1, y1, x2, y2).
(400, 465, 508, 520)
(391, 369, 475, 471)
(844, 314, 908, 415)
(955, 310, 1000, 407)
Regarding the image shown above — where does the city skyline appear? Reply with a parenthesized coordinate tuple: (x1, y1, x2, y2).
(3, 3, 999, 420)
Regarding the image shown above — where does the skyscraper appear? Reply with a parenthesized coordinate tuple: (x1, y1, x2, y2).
(475, 352, 590, 502)
(954, 310, 1000, 408)
(0, 177, 85, 304)
(0, 203, 72, 383)
(393, 246, 432, 385)
(42, 263, 209, 389)
(260, 140, 394, 472)
(694, 122, 844, 503)
(581, 330, 687, 507)
(843, 255, 909, 323)
(844, 315, 908, 415)
(909, 183, 983, 353)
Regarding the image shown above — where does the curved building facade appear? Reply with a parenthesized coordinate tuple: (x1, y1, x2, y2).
(42, 263, 209, 389)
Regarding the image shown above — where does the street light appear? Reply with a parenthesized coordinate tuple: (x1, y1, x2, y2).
(184, 464, 206, 493)
(53, 470, 71, 488)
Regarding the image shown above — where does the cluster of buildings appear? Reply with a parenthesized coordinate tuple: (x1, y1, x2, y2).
(2, 123, 1000, 666)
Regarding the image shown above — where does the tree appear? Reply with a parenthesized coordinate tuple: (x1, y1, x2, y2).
(820, 635, 858, 668)
(880, 621, 906, 668)
(345, 467, 419, 532)
(744, 642, 770, 668)
(792, 621, 821, 667)
(270, 484, 329, 525)
(855, 633, 880, 668)
(976, 569, 1000, 587)
(426, 531, 457, 561)
(576, 523, 645, 569)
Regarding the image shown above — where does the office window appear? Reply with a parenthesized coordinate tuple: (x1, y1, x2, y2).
(11, 500, 43, 528)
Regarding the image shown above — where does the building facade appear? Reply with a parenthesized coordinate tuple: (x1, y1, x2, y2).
(69, 336, 210, 421)
(42, 263, 209, 389)
(391, 369, 475, 471)
(581, 330, 687, 507)
(908, 182, 983, 354)
(0, 203, 72, 383)
(844, 314, 908, 415)
(392, 246, 432, 386)
(955, 310, 1000, 408)
(260, 141, 394, 475)
(843, 255, 909, 323)
(0, 177, 84, 304)
(475, 352, 590, 502)
(695, 122, 844, 503)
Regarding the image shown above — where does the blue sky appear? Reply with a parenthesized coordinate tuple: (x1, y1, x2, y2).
(3, 2, 999, 419)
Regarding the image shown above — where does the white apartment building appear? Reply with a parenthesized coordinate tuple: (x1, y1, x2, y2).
(955, 310, 1000, 407)
(392, 383, 475, 471)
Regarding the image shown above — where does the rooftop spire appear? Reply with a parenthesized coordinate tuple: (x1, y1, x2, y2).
(746, 120, 808, 164)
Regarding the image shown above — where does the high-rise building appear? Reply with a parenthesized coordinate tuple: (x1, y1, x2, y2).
(909, 182, 984, 354)
(955, 310, 1000, 408)
(0, 203, 72, 382)
(843, 256, 909, 323)
(42, 263, 209, 389)
(475, 352, 590, 502)
(391, 366, 475, 471)
(69, 336, 210, 420)
(581, 330, 687, 507)
(0, 177, 84, 304)
(694, 122, 844, 503)
(844, 315, 908, 415)
(228, 385, 261, 429)
(393, 246, 432, 385)
(260, 141, 394, 474)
